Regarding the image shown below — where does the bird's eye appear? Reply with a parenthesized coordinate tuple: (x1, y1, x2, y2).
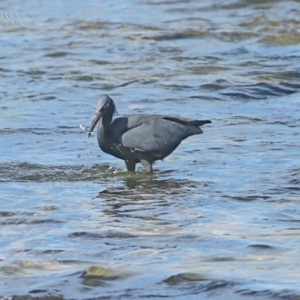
(100, 104, 107, 112)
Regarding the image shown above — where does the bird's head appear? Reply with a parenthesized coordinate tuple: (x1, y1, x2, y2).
(87, 95, 117, 137)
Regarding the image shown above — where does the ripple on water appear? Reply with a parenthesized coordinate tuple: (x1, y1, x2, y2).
(0, 162, 111, 182)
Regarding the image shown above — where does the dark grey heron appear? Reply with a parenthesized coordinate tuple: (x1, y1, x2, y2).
(88, 95, 211, 172)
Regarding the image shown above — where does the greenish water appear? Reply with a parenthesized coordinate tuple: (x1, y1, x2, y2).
(1, 0, 300, 299)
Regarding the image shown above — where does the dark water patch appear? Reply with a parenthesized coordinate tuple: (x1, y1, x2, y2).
(48, 76, 64, 81)
(73, 75, 94, 82)
(224, 195, 270, 202)
(18, 249, 65, 255)
(40, 96, 57, 101)
(248, 83, 296, 97)
(98, 188, 139, 198)
(88, 59, 112, 65)
(149, 29, 209, 41)
(0, 211, 16, 217)
(269, 198, 296, 204)
(159, 46, 183, 54)
(163, 273, 207, 284)
(97, 177, 201, 201)
(246, 244, 274, 249)
(139, 79, 158, 85)
(172, 234, 205, 243)
(285, 186, 300, 192)
(239, 13, 280, 28)
(2, 296, 64, 300)
(77, 21, 107, 31)
(197, 280, 236, 292)
(1, 218, 63, 226)
(89, 80, 141, 91)
(266, 120, 290, 125)
(163, 274, 236, 295)
(23, 95, 57, 101)
(44, 52, 72, 58)
(207, 256, 236, 263)
(237, 288, 300, 300)
(171, 55, 222, 63)
(81, 277, 111, 288)
(81, 265, 126, 281)
(190, 95, 224, 102)
(0, 162, 111, 183)
(211, 0, 275, 10)
(21, 69, 47, 76)
(245, 244, 277, 254)
(110, 80, 140, 88)
(28, 289, 56, 300)
(232, 138, 247, 142)
(29, 289, 48, 294)
(129, 96, 169, 105)
(217, 31, 257, 42)
(262, 31, 300, 45)
(0, 211, 47, 225)
(200, 79, 231, 91)
(221, 91, 254, 100)
(0, 126, 79, 135)
(68, 231, 136, 239)
(188, 66, 230, 75)
(158, 83, 194, 91)
(277, 217, 300, 223)
(255, 71, 300, 84)
(219, 46, 256, 56)
(0, 162, 201, 185)
(141, 178, 198, 190)
(289, 179, 300, 185)
(289, 168, 300, 177)
(221, 82, 297, 101)
(0, 67, 11, 73)
(0, 128, 50, 135)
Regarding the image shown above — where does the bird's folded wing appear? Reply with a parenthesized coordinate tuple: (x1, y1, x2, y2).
(163, 116, 211, 127)
(120, 117, 201, 153)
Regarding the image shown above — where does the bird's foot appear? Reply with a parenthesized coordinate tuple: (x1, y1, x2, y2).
(125, 160, 136, 172)
(140, 159, 153, 173)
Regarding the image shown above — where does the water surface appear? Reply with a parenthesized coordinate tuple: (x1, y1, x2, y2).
(1, 0, 300, 299)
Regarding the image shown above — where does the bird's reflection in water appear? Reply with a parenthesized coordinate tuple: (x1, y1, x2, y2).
(95, 172, 200, 220)
(98, 172, 194, 197)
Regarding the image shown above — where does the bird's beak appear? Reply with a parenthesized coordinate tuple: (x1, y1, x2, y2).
(87, 110, 103, 138)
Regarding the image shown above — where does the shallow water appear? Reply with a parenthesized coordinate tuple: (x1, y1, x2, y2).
(1, 0, 300, 299)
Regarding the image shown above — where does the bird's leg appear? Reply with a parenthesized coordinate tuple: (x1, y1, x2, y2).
(140, 159, 153, 173)
(125, 160, 136, 172)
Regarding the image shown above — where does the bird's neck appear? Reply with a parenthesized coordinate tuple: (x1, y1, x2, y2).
(97, 113, 112, 144)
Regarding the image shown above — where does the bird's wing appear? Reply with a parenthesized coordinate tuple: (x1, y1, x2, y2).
(163, 116, 211, 127)
(120, 117, 202, 154)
